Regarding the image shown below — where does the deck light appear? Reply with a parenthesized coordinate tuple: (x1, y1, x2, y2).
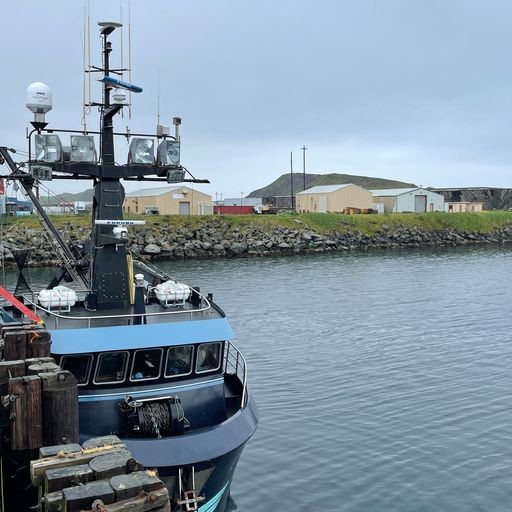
(70, 135, 97, 163)
(128, 138, 154, 165)
(34, 134, 62, 162)
(157, 140, 180, 166)
(167, 169, 186, 183)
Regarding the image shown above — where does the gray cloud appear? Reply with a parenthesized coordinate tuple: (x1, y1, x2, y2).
(1, 0, 511, 196)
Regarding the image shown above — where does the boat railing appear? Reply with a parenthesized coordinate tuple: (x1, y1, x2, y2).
(20, 291, 215, 330)
(224, 341, 248, 409)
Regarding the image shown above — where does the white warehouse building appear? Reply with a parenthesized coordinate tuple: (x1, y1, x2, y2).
(371, 188, 445, 213)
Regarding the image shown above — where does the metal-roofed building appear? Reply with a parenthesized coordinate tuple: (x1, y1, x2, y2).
(296, 184, 374, 213)
(370, 187, 445, 213)
(123, 186, 212, 216)
(223, 197, 263, 207)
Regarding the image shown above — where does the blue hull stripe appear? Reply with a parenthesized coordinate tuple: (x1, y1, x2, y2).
(51, 318, 234, 354)
(78, 377, 224, 402)
(199, 483, 228, 512)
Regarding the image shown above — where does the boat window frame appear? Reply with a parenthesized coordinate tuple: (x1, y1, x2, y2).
(60, 354, 93, 386)
(129, 347, 164, 382)
(93, 350, 130, 385)
(164, 344, 194, 378)
(195, 342, 223, 374)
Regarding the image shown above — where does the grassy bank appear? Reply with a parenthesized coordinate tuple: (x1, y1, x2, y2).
(5, 211, 512, 235)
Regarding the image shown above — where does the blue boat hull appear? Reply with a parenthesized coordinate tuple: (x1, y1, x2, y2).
(79, 390, 258, 509)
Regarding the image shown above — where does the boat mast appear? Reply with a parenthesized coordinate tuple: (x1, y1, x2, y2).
(89, 22, 129, 310)
(1, 20, 210, 311)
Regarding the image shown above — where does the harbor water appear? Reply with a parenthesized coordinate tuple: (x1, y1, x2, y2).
(14, 245, 512, 511)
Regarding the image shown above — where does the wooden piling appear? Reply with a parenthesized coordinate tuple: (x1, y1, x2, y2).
(41, 370, 79, 446)
(8, 375, 43, 450)
(4, 331, 28, 360)
(0, 359, 25, 394)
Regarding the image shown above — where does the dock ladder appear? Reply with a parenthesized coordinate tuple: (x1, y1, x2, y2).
(176, 466, 205, 512)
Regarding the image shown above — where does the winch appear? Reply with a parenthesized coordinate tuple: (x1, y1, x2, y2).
(120, 396, 187, 438)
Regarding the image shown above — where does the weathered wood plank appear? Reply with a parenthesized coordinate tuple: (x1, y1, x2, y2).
(39, 443, 82, 459)
(28, 362, 61, 375)
(0, 323, 30, 338)
(82, 435, 125, 450)
(32, 443, 127, 487)
(25, 356, 55, 370)
(89, 450, 133, 480)
(91, 487, 170, 512)
(110, 471, 165, 502)
(45, 463, 94, 493)
(41, 490, 62, 512)
(26, 374, 43, 449)
(62, 480, 115, 512)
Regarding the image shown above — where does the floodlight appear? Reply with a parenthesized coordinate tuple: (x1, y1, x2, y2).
(128, 138, 154, 165)
(34, 134, 62, 162)
(29, 164, 53, 181)
(167, 169, 186, 183)
(157, 140, 180, 166)
(70, 135, 97, 162)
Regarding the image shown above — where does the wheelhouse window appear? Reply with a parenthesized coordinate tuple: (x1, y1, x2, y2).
(130, 348, 163, 381)
(94, 351, 129, 384)
(60, 354, 93, 385)
(196, 343, 222, 373)
(165, 345, 193, 377)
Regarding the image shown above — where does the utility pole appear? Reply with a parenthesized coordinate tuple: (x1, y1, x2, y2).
(290, 151, 294, 210)
(240, 192, 244, 206)
(301, 145, 307, 191)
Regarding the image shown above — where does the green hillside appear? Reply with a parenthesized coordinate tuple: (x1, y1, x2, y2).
(247, 173, 416, 198)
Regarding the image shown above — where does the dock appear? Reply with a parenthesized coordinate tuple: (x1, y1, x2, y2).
(0, 322, 171, 512)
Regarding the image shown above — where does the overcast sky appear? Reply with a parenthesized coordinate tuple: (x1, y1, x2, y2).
(1, 0, 511, 199)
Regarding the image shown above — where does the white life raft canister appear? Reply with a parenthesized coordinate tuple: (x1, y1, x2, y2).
(37, 286, 78, 309)
(154, 280, 191, 303)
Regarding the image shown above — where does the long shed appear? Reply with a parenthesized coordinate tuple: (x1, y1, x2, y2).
(370, 188, 445, 213)
(295, 184, 374, 213)
(123, 186, 212, 216)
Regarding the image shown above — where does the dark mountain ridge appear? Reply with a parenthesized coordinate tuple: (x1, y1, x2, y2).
(247, 173, 416, 198)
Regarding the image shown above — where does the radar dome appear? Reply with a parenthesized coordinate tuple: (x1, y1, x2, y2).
(26, 82, 52, 114)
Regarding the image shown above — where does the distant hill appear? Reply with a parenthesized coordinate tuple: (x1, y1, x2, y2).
(247, 173, 416, 198)
(57, 189, 94, 202)
(39, 189, 93, 206)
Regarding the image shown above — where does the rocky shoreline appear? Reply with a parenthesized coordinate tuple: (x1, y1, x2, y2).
(2, 219, 512, 266)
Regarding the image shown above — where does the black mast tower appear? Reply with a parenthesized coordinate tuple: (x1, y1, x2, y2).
(89, 22, 129, 310)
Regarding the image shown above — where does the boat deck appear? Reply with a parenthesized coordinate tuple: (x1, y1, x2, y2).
(7, 288, 225, 331)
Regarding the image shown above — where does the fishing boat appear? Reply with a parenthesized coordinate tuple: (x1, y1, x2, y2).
(0, 21, 258, 512)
